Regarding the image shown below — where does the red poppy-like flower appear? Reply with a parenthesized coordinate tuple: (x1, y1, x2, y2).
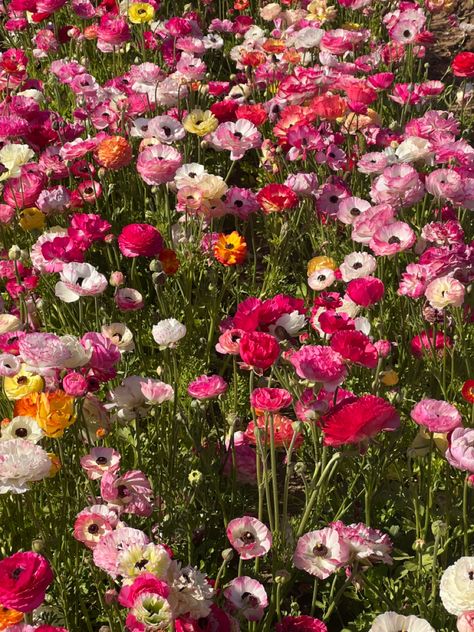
(452, 51, 474, 78)
(410, 330, 452, 358)
(346, 277, 385, 307)
(320, 394, 399, 447)
(309, 94, 347, 120)
(330, 330, 379, 369)
(257, 184, 298, 214)
(462, 380, 474, 404)
(245, 414, 304, 449)
(236, 104, 268, 126)
(239, 331, 280, 371)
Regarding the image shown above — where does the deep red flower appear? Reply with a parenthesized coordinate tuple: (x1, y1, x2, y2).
(209, 99, 238, 123)
(330, 330, 379, 369)
(452, 51, 474, 78)
(236, 103, 268, 126)
(239, 331, 280, 370)
(462, 380, 474, 404)
(346, 277, 384, 307)
(320, 395, 399, 447)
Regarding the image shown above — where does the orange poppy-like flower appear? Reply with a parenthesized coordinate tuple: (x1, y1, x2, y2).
(283, 48, 301, 64)
(95, 136, 133, 170)
(262, 39, 286, 54)
(462, 380, 474, 404)
(83, 24, 98, 40)
(234, 0, 249, 8)
(241, 51, 267, 68)
(0, 605, 23, 630)
(309, 94, 347, 121)
(214, 232, 247, 266)
(14, 391, 76, 438)
(159, 248, 180, 275)
(307, 256, 337, 276)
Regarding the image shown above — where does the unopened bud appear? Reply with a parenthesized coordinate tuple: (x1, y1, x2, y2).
(431, 520, 448, 538)
(274, 569, 291, 584)
(31, 538, 45, 552)
(222, 548, 234, 562)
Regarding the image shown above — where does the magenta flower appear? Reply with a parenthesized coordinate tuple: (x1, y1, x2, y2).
(187, 374, 228, 400)
(410, 398, 462, 433)
(446, 428, 474, 473)
(100, 469, 153, 517)
(293, 527, 350, 579)
(250, 387, 292, 412)
(0, 551, 54, 612)
(226, 516, 272, 560)
(118, 223, 164, 258)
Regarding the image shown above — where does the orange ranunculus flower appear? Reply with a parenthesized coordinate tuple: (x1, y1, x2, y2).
(262, 39, 286, 54)
(48, 453, 62, 477)
(234, 0, 249, 9)
(214, 232, 247, 266)
(342, 108, 381, 133)
(240, 51, 267, 68)
(83, 24, 98, 39)
(283, 48, 301, 64)
(0, 605, 23, 630)
(95, 136, 133, 170)
(309, 94, 347, 121)
(14, 391, 76, 438)
(159, 248, 180, 275)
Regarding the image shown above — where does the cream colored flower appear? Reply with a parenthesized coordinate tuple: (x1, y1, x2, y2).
(0, 144, 35, 181)
(440, 557, 474, 615)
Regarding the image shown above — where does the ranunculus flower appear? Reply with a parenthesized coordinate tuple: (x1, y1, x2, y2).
(411, 398, 462, 433)
(320, 395, 400, 446)
(425, 276, 465, 310)
(440, 557, 474, 615)
(118, 223, 164, 258)
(446, 428, 474, 474)
(226, 516, 272, 559)
(245, 414, 303, 449)
(452, 51, 474, 78)
(293, 527, 350, 579)
(457, 611, 474, 632)
(257, 184, 298, 214)
(0, 551, 54, 612)
(289, 346, 347, 390)
(276, 616, 327, 632)
(250, 387, 292, 412)
(410, 330, 452, 358)
(329, 330, 378, 369)
(187, 374, 228, 399)
(346, 277, 384, 307)
(224, 576, 268, 621)
(239, 332, 280, 371)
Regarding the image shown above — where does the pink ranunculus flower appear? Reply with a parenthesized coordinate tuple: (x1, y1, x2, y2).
(115, 288, 144, 311)
(226, 516, 272, 560)
(370, 164, 425, 208)
(329, 330, 378, 369)
(140, 379, 174, 404)
(250, 387, 292, 412)
(55, 262, 108, 303)
(239, 331, 280, 371)
(446, 428, 474, 474)
(93, 527, 149, 578)
(369, 221, 416, 256)
(118, 572, 170, 608)
(276, 615, 327, 632)
(137, 144, 182, 185)
(346, 276, 384, 307)
(118, 223, 164, 258)
(207, 119, 262, 161)
(289, 346, 347, 391)
(0, 551, 54, 612)
(215, 328, 245, 355)
(457, 611, 474, 632)
(222, 431, 257, 485)
(293, 527, 350, 579)
(410, 398, 462, 433)
(425, 275, 465, 310)
(73, 504, 119, 550)
(80, 447, 121, 480)
(19, 332, 71, 375)
(62, 371, 88, 396)
(187, 374, 228, 400)
(224, 576, 268, 621)
(101, 469, 153, 517)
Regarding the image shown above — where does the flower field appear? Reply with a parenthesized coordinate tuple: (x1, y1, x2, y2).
(0, 0, 473, 630)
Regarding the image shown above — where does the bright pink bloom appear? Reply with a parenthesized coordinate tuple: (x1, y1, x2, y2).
(411, 398, 462, 433)
(289, 346, 347, 390)
(446, 428, 474, 474)
(410, 330, 452, 357)
(369, 221, 416, 256)
(118, 573, 169, 608)
(118, 224, 164, 258)
(187, 375, 228, 399)
(100, 469, 153, 517)
(73, 505, 119, 549)
(276, 616, 327, 632)
(250, 387, 292, 412)
(346, 277, 384, 307)
(0, 551, 53, 612)
(330, 330, 378, 369)
(226, 516, 272, 560)
(62, 371, 88, 396)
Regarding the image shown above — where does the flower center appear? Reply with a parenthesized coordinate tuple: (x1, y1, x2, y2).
(329, 195, 338, 204)
(10, 566, 23, 580)
(240, 531, 255, 544)
(352, 262, 363, 269)
(117, 484, 129, 498)
(135, 558, 149, 570)
(388, 236, 401, 245)
(96, 456, 108, 465)
(14, 427, 28, 438)
(349, 208, 361, 216)
(16, 376, 28, 385)
(88, 524, 99, 534)
(312, 543, 328, 557)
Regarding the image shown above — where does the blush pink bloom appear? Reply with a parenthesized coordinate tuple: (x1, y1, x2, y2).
(207, 120, 262, 161)
(369, 221, 416, 256)
(346, 277, 384, 307)
(137, 144, 182, 185)
(425, 276, 465, 310)
(425, 168, 464, 202)
(55, 262, 108, 303)
(19, 332, 71, 374)
(398, 263, 432, 298)
(289, 346, 347, 390)
(115, 288, 144, 311)
(330, 330, 378, 369)
(458, 612, 474, 632)
(80, 447, 121, 480)
(140, 379, 174, 404)
(410, 398, 462, 433)
(226, 516, 272, 560)
(250, 387, 292, 412)
(446, 428, 474, 474)
(293, 527, 350, 579)
(187, 374, 228, 400)
(73, 505, 119, 549)
(239, 332, 280, 371)
(118, 223, 164, 258)
(351, 204, 396, 245)
(62, 371, 88, 396)
(93, 527, 149, 578)
(100, 469, 153, 517)
(0, 551, 54, 612)
(224, 576, 268, 621)
(370, 164, 425, 208)
(215, 328, 244, 355)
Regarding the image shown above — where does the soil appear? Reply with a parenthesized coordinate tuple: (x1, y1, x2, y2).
(427, 0, 474, 78)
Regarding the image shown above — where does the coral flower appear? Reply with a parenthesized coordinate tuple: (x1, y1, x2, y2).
(213, 232, 247, 266)
(95, 136, 132, 170)
(244, 414, 303, 449)
(257, 184, 298, 214)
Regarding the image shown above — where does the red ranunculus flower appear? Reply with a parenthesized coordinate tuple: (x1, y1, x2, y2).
(320, 394, 399, 447)
(330, 330, 379, 369)
(452, 51, 474, 78)
(346, 276, 384, 307)
(245, 413, 304, 449)
(257, 184, 298, 214)
(239, 331, 280, 370)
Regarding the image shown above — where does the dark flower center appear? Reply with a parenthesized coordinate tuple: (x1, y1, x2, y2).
(388, 236, 401, 245)
(16, 376, 28, 385)
(352, 262, 363, 269)
(117, 484, 129, 498)
(10, 567, 23, 580)
(88, 524, 100, 534)
(96, 456, 108, 465)
(403, 29, 411, 38)
(162, 126, 171, 136)
(14, 427, 28, 438)
(234, 200, 243, 207)
(349, 208, 361, 216)
(135, 558, 148, 570)
(240, 531, 255, 544)
(312, 543, 328, 557)
(234, 131, 243, 139)
(329, 195, 339, 204)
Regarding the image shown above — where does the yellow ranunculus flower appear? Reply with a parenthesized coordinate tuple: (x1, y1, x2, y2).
(380, 370, 399, 386)
(128, 2, 155, 23)
(307, 256, 337, 276)
(14, 390, 76, 438)
(19, 207, 45, 230)
(3, 366, 44, 401)
(183, 110, 218, 137)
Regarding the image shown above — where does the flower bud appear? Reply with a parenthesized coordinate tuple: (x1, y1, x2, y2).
(8, 245, 21, 260)
(31, 538, 45, 552)
(431, 520, 448, 538)
(274, 569, 291, 584)
(110, 271, 124, 287)
(149, 259, 163, 273)
(222, 548, 234, 562)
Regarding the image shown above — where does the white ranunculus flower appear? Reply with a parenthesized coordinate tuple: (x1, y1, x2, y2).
(440, 557, 474, 615)
(55, 262, 108, 303)
(169, 563, 214, 619)
(0, 314, 21, 335)
(369, 611, 435, 632)
(0, 439, 51, 494)
(395, 136, 433, 164)
(101, 323, 135, 353)
(60, 335, 93, 368)
(0, 143, 35, 181)
(270, 311, 306, 337)
(0, 416, 43, 444)
(339, 251, 377, 282)
(152, 318, 186, 349)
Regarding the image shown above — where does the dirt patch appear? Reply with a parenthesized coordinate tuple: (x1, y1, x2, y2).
(427, 0, 474, 78)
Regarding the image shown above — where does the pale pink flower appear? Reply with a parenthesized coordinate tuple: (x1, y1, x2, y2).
(293, 527, 350, 579)
(215, 328, 244, 355)
(224, 576, 268, 621)
(425, 276, 465, 310)
(337, 197, 371, 225)
(140, 379, 174, 404)
(369, 221, 416, 256)
(115, 288, 144, 311)
(446, 428, 474, 474)
(398, 263, 432, 299)
(73, 504, 119, 549)
(137, 144, 183, 185)
(207, 120, 262, 161)
(19, 332, 72, 375)
(101, 469, 153, 517)
(410, 398, 462, 433)
(80, 447, 121, 480)
(339, 252, 376, 282)
(331, 521, 393, 565)
(351, 204, 396, 245)
(226, 516, 272, 560)
(187, 374, 228, 400)
(425, 169, 464, 202)
(370, 164, 425, 208)
(55, 262, 108, 303)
